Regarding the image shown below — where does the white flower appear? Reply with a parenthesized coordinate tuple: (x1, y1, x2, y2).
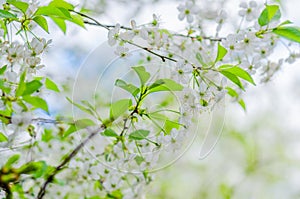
(6, 42, 24, 63)
(285, 53, 300, 64)
(236, 31, 258, 52)
(5, 71, 18, 82)
(108, 24, 120, 46)
(139, 28, 149, 40)
(223, 34, 240, 52)
(114, 45, 131, 57)
(10, 112, 32, 130)
(238, 1, 259, 21)
(177, 1, 200, 23)
(30, 38, 50, 55)
(171, 60, 192, 85)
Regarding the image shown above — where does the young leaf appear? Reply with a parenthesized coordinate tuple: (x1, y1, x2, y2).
(7, 0, 29, 13)
(66, 97, 95, 116)
(33, 16, 49, 33)
(129, 130, 150, 140)
(134, 156, 144, 165)
(101, 128, 118, 137)
(226, 87, 247, 111)
(63, 124, 76, 137)
(50, 17, 67, 33)
(196, 52, 207, 66)
(23, 96, 49, 113)
(163, 120, 180, 135)
(226, 87, 239, 98)
(34, 6, 72, 19)
(110, 99, 132, 120)
(49, 0, 75, 10)
(63, 119, 95, 137)
(45, 77, 60, 92)
(132, 66, 150, 85)
(215, 43, 228, 63)
(239, 99, 246, 111)
(220, 70, 244, 90)
(68, 14, 85, 28)
(273, 26, 300, 43)
(0, 65, 7, 75)
(0, 9, 17, 19)
(15, 71, 26, 97)
(22, 80, 43, 96)
(0, 132, 8, 142)
(258, 4, 281, 26)
(148, 79, 183, 93)
(5, 154, 20, 167)
(115, 79, 140, 97)
(74, 119, 95, 129)
(219, 65, 255, 85)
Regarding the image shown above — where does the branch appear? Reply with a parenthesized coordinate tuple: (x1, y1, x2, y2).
(36, 126, 104, 199)
(172, 33, 224, 42)
(70, 10, 221, 63)
(81, 20, 223, 42)
(126, 40, 177, 62)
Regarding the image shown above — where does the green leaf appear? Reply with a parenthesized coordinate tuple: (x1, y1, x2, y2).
(45, 78, 60, 92)
(0, 9, 17, 19)
(49, 0, 75, 10)
(226, 87, 239, 98)
(63, 124, 76, 137)
(7, 0, 29, 13)
(66, 97, 95, 116)
(115, 79, 140, 97)
(273, 26, 300, 43)
(17, 161, 47, 178)
(42, 129, 53, 142)
(22, 80, 43, 96)
(196, 52, 207, 66)
(132, 66, 150, 85)
(63, 119, 95, 137)
(278, 20, 292, 27)
(0, 132, 8, 142)
(110, 99, 132, 120)
(258, 5, 281, 26)
(33, 16, 49, 33)
(226, 87, 246, 111)
(15, 71, 26, 97)
(239, 99, 246, 111)
(134, 156, 144, 165)
(148, 79, 183, 93)
(219, 65, 255, 85)
(23, 96, 49, 113)
(68, 14, 85, 28)
(34, 6, 72, 19)
(101, 128, 118, 137)
(220, 70, 244, 90)
(5, 154, 20, 167)
(51, 17, 67, 33)
(0, 65, 7, 75)
(215, 43, 228, 63)
(74, 118, 95, 129)
(163, 120, 180, 135)
(129, 130, 150, 140)
(0, 109, 12, 124)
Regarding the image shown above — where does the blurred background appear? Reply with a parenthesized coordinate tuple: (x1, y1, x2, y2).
(38, 0, 300, 198)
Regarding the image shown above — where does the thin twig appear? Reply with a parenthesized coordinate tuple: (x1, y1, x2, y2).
(126, 40, 177, 62)
(172, 33, 224, 42)
(36, 126, 104, 199)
